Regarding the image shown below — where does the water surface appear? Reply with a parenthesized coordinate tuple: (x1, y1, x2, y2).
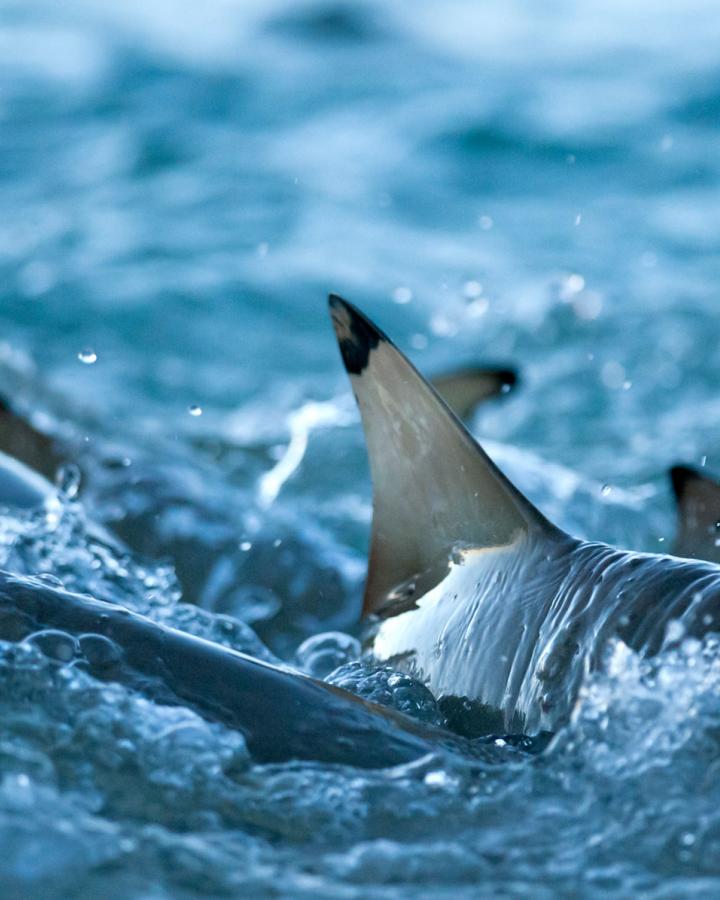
(1, 1, 720, 896)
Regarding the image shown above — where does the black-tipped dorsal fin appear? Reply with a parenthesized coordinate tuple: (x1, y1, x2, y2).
(670, 464, 720, 563)
(329, 295, 560, 616)
(430, 367, 517, 422)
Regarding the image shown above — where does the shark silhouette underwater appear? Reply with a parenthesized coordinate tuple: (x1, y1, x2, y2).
(0, 298, 718, 762)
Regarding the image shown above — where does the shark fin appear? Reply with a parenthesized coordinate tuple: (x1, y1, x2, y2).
(0, 393, 64, 481)
(670, 464, 720, 562)
(328, 295, 561, 616)
(430, 367, 517, 422)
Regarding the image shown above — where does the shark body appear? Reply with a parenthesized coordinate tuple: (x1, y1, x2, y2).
(330, 296, 720, 735)
(1, 299, 719, 755)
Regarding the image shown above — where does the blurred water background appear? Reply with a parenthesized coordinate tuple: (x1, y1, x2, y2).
(1, 0, 720, 896)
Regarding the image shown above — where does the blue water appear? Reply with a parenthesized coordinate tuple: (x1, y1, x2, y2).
(1, 0, 720, 896)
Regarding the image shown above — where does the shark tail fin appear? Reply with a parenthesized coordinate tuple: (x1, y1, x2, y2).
(430, 366, 517, 422)
(328, 295, 562, 617)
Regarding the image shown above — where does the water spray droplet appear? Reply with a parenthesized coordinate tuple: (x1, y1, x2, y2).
(78, 349, 97, 365)
(55, 463, 82, 500)
(392, 286, 413, 304)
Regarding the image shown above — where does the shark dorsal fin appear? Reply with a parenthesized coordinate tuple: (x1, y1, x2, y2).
(431, 367, 517, 422)
(670, 464, 720, 562)
(329, 295, 561, 616)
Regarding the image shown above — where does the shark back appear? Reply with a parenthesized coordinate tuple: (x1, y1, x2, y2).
(329, 296, 720, 735)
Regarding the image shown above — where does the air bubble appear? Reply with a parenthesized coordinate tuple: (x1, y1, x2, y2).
(78, 349, 97, 365)
(188, 405, 203, 416)
(295, 632, 361, 679)
(26, 629, 78, 663)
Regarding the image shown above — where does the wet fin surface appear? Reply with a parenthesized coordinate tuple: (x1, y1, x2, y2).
(670, 464, 720, 563)
(431, 367, 517, 422)
(328, 295, 560, 616)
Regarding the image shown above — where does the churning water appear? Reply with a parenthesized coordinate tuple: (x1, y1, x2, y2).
(1, 0, 720, 896)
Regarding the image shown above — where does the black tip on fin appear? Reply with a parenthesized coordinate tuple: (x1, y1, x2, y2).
(669, 465, 703, 500)
(498, 368, 518, 390)
(0, 393, 11, 414)
(329, 294, 384, 375)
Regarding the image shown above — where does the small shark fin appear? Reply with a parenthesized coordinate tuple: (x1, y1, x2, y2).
(0, 393, 63, 481)
(670, 464, 720, 562)
(328, 295, 561, 616)
(430, 367, 517, 422)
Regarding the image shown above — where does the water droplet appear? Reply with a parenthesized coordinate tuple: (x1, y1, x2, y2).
(410, 333, 428, 350)
(78, 349, 97, 365)
(240, 541, 252, 552)
(574, 213, 582, 226)
(680, 831, 696, 846)
(430, 314, 457, 337)
(665, 620, 686, 643)
(463, 280, 482, 299)
(188, 405, 203, 417)
(601, 361, 626, 390)
(478, 214, 493, 230)
(560, 273, 585, 300)
(55, 463, 82, 499)
(392, 286, 413, 304)
(601, 484, 612, 496)
(424, 769, 453, 787)
(467, 298, 489, 318)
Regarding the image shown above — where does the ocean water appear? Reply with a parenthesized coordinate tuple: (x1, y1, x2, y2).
(1, 0, 720, 896)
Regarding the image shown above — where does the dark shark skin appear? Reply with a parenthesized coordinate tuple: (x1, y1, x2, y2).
(670, 464, 720, 564)
(0, 570, 474, 768)
(330, 295, 720, 736)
